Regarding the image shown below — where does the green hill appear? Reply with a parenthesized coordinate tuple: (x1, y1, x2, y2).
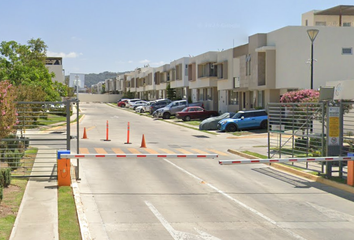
(65, 71, 129, 87)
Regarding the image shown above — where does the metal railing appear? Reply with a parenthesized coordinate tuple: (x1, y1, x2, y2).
(0, 100, 78, 177)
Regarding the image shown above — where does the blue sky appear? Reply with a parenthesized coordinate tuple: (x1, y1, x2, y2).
(0, 1, 352, 75)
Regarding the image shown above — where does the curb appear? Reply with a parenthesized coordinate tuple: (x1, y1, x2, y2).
(227, 149, 354, 194)
(71, 166, 92, 240)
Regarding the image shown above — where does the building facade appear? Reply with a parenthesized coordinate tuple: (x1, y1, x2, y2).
(46, 57, 65, 84)
(90, 5, 354, 113)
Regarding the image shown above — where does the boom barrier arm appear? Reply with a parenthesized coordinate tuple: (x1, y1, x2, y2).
(219, 156, 354, 165)
(59, 152, 218, 159)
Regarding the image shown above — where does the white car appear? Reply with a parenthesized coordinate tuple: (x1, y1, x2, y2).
(125, 99, 141, 108)
(135, 101, 156, 113)
(129, 100, 148, 110)
(135, 105, 145, 113)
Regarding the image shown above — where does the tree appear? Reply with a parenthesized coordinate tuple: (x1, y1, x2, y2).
(166, 83, 176, 100)
(52, 81, 68, 98)
(0, 38, 60, 101)
(0, 81, 17, 140)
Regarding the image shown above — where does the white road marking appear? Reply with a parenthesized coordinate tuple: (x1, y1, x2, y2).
(145, 201, 221, 240)
(162, 158, 307, 240)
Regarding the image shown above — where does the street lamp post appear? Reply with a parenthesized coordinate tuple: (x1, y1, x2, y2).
(74, 75, 80, 99)
(307, 29, 319, 90)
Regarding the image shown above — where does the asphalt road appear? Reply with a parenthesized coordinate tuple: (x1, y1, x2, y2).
(71, 103, 354, 240)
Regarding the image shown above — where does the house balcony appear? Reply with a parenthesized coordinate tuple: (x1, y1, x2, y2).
(145, 84, 154, 91)
(198, 76, 218, 87)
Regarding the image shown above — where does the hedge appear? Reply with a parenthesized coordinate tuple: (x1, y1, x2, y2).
(0, 168, 11, 204)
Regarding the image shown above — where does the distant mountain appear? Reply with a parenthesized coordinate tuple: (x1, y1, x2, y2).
(84, 71, 118, 87)
(65, 71, 128, 87)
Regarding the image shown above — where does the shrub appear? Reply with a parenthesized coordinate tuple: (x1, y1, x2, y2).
(0, 80, 18, 140)
(1, 168, 11, 187)
(6, 149, 21, 170)
(0, 186, 3, 203)
(0, 171, 4, 187)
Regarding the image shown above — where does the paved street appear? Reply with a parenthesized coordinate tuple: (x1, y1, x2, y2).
(71, 103, 354, 240)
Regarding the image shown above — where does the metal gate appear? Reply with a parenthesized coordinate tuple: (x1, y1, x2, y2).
(0, 100, 79, 178)
(268, 101, 354, 179)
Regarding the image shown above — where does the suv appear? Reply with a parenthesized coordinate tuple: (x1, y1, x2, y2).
(155, 100, 189, 119)
(149, 99, 171, 114)
(217, 109, 268, 132)
(155, 100, 204, 119)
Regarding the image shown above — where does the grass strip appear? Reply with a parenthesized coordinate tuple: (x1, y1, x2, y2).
(58, 186, 81, 240)
(242, 150, 320, 175)
(0, 178, 28, 240)
(242, 151, 268, 159)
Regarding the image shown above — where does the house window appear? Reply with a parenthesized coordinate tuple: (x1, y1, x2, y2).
(305, 20, 308, 26)
(246, 55, 251, 76)
(343, 22, 351, 27)
(228, 91, 239, 105)
(217, 64, 223, 79)
(315, 21, 326, 26)
(342, 48, 352, 55)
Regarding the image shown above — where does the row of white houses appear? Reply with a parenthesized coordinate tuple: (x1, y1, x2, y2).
(91, 5, 354, 112)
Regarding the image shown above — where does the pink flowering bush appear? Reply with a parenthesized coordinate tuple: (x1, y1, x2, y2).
(280, 89, 320, 103)
(0, 80, 17, 140)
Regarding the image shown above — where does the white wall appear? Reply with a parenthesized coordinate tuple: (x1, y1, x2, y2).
(326, 79, 354, 100)
(218, 90, 228, 113)
(47, 65, 64, 83)
(267, 26, 354, 90)
(78, 93, 122, 103)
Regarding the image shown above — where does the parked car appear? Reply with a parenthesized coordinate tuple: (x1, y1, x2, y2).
(141, 101, 156, 113)
(149, 99, 172, 114)
(176, 106, 219, 121)
(125, 98, 141, 108)
(134, 101, 155, 113)
(217, 109, 268, 132)
(135, 105, 144, 113)
(117, 99, 129, 107)
(199, 112, 235, 130)
(129, 100, 148, 110)
(154, 100, 203, 119)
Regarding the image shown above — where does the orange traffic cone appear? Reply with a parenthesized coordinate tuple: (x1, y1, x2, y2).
(82, 127, 88, 139)
(140, 134, 146, 148)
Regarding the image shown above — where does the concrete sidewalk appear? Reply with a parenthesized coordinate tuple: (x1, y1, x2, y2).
(9, 148, 59, 240)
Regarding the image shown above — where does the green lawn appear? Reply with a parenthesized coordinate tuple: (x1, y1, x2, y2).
(37, 114, 67, 126)
(58, 187, 81, 240)
(0, 178, 28, 240)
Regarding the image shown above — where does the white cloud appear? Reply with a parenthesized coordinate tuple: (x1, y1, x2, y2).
(47, 51, 82, 58)
(128, 60, 133, 63)
(138, 59, 165, 67)
(139, 59, 150, 64)
(150, 61, 166, 66)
